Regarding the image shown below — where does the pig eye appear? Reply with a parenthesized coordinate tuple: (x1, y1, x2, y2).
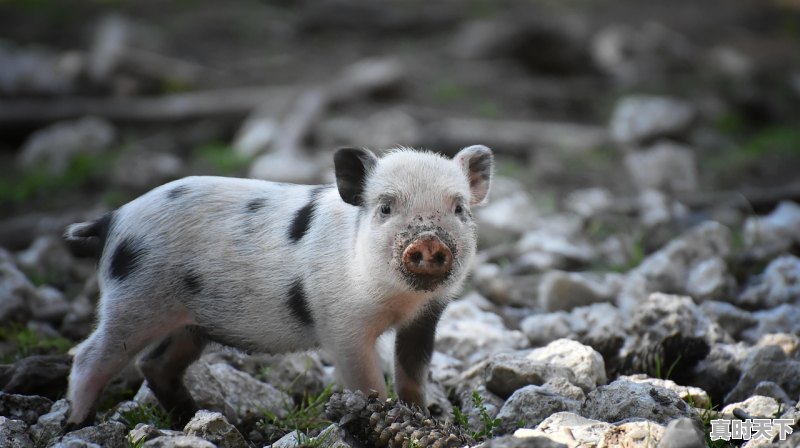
(380, 203, 391, 215)
(454, 204, 464, 214)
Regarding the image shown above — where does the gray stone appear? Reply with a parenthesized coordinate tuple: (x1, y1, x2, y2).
(657, 417, 705, 448)
(0, 355, 72, 400)
(690, 343, 749, 407)
(619, 374, 710, 408)
(752, 382, 795, 406)
(476, 178, 540, 243)
(249, 152, 321, 185)
(564, 188, 613, 218)
(515, 412, 611, 446)
(743, 201, 800, 259)
(516, 228, 596, 271)
(581, 379, 696, 424)
(737, 255, 800, 309)
(183, 410, 246, 448)
(29, 286, 71, 323)
(455, 385, 504, 434)
(233, 116, 280, 158)
(0, 416, 33, 448)
(0, 248, 34, 324)
(721, 395, 782, 419)
(17, 117, 116, 175)
(0, 43, 81, 95)
(484, 434, 569, 448)
(627, 293, 719, 343)
(757, 333, 800, 357)
(0, 393, 52, 425)
(601, 421, 666, 447)
(541, 378, 585, 402)
(610, 95, 696, 145)
(357, 110, 420, 149)
(725, 345, 800, 404)
(184, 359, 291, 424)
(519, 312, 573, 347)
(742, 304, 800, 343)
(485, 353, 577, 399)
(686, 257, 734, 302)
(619, 221, 731, 309)
(254, 352, 327, 401)
(436, 300, 527, 364)
(525, 339, 606, 392)
(57, 421, 127, 448)
(637, 189, 689, 228)
(537, 270, 622, 312)
(495, 385, 581, 435)
(16, 235, 90, 287)
(127, 424, 168, 446)
(142, 435, 216, 448)
(700, 301, 756, 340)
(624, 142, 698, 193)
(30, 399, 69, 443)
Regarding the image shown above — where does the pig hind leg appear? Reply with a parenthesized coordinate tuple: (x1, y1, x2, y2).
(67, 296, 191, 428)
(136, 326, 207, 426)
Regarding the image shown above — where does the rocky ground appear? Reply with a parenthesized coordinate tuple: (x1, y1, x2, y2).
(1, 0, 800, 447)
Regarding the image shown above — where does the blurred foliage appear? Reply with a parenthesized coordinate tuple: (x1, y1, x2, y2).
(196, 143, 251, 175)
(0, 323, 72, 362)
(257, 383, 334, 442)
(118, 402, 173, 431)
(0, 152, 115, 206)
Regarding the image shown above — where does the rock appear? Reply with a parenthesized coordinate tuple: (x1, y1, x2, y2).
(60, 294, 94, 340)
(515, 228, 595, 271)
(484, 434, 569, 448)
(0, 416, 34, 448)
(627, 293, 719, 344)
(0, 392, 52, 425)
(564, 188, 613, 218)
(619, 221, 731, 309)
(485, 353, 577, 399)
(184, 359, 291, 424)
(592, 23, 694, 86)
(742, 304, 800, 343)
(581, 379, 697, 424)
(16, 235, 92, 287)
(619, 374, 710, 408)
(722, 395, 782, 419)
(743, 201, 800, 259)
(111, 150, 183, 189)
(28, 286, 70, 323)
(700, 301, 756, 340)
(127, 424, 171, 446)
(0, 355, 71, 400)
(233, 116, 280, 158)
(624, 142, 698, 193)
(518, 312, 573, 347)
(657, 417, 705, 448)
(601, 421, 665, 447)
(429, 351, 464, 388)
(476, 179, 540, 244)
(725, 345, 800, 404)
(637, 189, 688, 228)
(0, 249, 35, 324)
(183, 410, 246, 448)
(30, 399, 69, 443)
(686, 257, 734, 302)
(57, 421, 127, 447)
(495, 385, 581, 435)
(526, 339, 606, 392)
(519, 412, 612, 447)
(254, 352, 326, 400)
(537, 270, 622, 312)
(737, 255, 800, 309)
(0, 42, 82, 95)
(472, 265, 524, 306)
(690, 343, 748, 406)
(753, 382, 795, 406)
(435, 300, 527, 364)
(610, 95, 696, 145)
(455, 385, 504, 434)
(17, 117, 116, 175)
(757, 333, 800, 357)
(142, 435, 216, 448)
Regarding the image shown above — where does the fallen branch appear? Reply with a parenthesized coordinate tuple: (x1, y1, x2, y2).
(421, 116, 609, 155)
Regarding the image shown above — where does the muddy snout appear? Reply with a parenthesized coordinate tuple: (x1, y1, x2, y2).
(402, 234, 453, 278)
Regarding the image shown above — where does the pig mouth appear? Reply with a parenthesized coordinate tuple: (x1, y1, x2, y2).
(393, 225, 459, 292)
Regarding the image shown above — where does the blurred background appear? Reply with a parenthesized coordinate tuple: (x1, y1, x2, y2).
(2, 0, 800, 253)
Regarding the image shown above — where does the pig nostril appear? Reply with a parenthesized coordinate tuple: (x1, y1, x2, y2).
(410, 251, 423, 265)
(433, 252, 446, 266)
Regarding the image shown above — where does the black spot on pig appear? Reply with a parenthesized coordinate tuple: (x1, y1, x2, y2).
(183, 271, 203, 295)
(287, 279, 314, 326)
(246, 198, 267, 213)
(109, 237, 146, 280)
(288, 186, 330, 243)
(167, 185, 189, 200)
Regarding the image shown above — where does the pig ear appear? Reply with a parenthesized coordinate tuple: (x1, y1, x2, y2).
(334, 148, 379, 206)
(454, 145, 494, 206)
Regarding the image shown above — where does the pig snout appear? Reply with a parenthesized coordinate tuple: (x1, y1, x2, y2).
(402, 234, 453, 278)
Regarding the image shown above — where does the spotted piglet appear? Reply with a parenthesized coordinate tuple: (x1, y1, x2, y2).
(63, 145, 493, 428)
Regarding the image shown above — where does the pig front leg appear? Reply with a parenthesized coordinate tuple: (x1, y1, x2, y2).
(327, 331, 387, 399)
(393, 300, 446, 409)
